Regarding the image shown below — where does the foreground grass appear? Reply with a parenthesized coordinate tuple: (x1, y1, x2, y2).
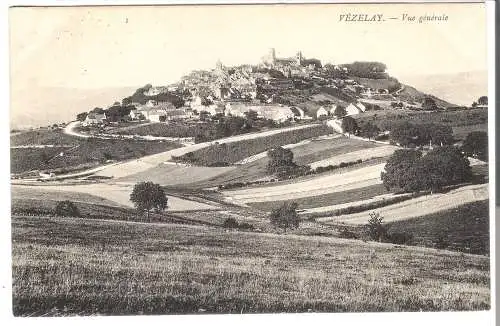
(12, 216, 490, 315)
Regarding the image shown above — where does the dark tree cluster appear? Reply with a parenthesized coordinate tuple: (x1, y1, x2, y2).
(462, 131, 488, 161)
(340, 61, 388, 79)
(381, 147, 472, 193)
(121, 84, 184, 107)
(389, 121, 453, 147)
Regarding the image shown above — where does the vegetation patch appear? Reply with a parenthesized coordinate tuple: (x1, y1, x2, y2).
(175, 124, 331, 166)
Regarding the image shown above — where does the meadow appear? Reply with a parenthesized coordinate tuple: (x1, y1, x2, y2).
(12, 216, 490, 316)
(385, 200, 490, 255)
(11, 136, 181, 174)
(176, 124, 331, 166)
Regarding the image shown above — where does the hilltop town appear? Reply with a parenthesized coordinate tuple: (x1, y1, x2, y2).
(76, 48, 456, 129)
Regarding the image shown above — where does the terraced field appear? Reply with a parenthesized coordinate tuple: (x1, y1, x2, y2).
(318, 183, 489, 225)
(223, 163, 385, 204)
(12, 184, 217, 212)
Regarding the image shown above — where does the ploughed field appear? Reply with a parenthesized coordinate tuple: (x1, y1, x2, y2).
(12, 216, 490, 315)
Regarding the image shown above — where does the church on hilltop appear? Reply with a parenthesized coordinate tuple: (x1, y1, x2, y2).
(261, 48, 304, 68)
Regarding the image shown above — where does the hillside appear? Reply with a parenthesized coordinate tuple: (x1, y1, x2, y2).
(12, 216, 490, 315)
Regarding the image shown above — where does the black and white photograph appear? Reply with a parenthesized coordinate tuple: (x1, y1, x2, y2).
(6, 1, 494, 318)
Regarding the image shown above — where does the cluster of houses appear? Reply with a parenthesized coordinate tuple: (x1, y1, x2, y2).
(316, 102, 367, 119)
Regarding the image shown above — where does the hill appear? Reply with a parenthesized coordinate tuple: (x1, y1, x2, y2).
(12, 216, 490, 315)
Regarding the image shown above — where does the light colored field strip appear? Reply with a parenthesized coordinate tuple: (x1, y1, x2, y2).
(317, 183, 489, 225)
(223, 163, 385, 204)
(298, 193, 408, 215)
(308, 145, 397, 169)
(12, 184, 217, 211)
(235, 134, 342, 165)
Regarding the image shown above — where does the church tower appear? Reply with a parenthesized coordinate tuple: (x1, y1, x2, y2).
(268, 48, 276, 66)
(296, 51, 303, 66)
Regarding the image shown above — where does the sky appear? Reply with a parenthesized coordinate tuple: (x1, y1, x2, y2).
(10, 3, 487, 89)
(8, 3, 488, 128)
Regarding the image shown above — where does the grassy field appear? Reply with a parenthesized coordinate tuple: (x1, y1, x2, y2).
(10, 129, 79, 147)
(385, 200, 490, 255)
(177, 124, 331, 166)
(452, 124, 488, 142)
(12, 216, 490, 315)
(355, 108, 488, 131)
(11, 137, 181, 174)
(185, 136, 379, 188)
(246, 184, 388, 212)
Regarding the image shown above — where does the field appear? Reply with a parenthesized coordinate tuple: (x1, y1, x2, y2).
(10, 129, 79, 147)
(385, 200, 490, 255)
(354, 108, 488, 131)
(185, 136, 381, 188)
(452, 123, 488, 142)
(11, 184, 218, 212)
(246, 184, 388, 212)
(11, 133, 182, 174)
(222, 163, 385, 204)
(12, 216, 490, 315)
(177, 124, 332, 166)
(318, 184, 489, 225)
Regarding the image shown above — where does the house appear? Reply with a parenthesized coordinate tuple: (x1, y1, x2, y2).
(129, 109, 144, 120)
(83, 112, 107, 126)
(207, 102, 225, 116)
(329, 104, 338, 116)
(147, 109, 168, 122)
(316, 107, 329, 119)
(225, 103, 294, 122)
(345, 102, 367, 116)
(165, 109, 189, 121)
(290, 106, 305, 119)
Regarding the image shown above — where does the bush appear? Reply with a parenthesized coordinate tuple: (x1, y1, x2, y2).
(338, 228, 358, 239)
(387, 231, 413, 245)
(222, 218, 254, 231)
(54, 200, 80, 217)
(366, 212, 387, 242)
(223, 217, 239, 229)
(270, 202, 300, 231)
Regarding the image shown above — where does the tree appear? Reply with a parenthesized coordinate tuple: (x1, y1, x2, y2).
(333, 105, 347, 118)
(267, 147, 296, 176)
(462, 131, 488, 161)
(422, 97, 439, 111)
(269, 202, 300, 231)
(381, 146, 472, 193)
(418, 146, 472, 192)
(76, 112, 88, 122)
(381, 149, 423, 191)
(91, 107, 105, 114)
(366, 212, 387, 242)
(55, 200, 80, 217)
(477, 96, 488, 106)
(341, 116, 359, 137)
(359, 121, 380, 140)
(130, 181, 168, 221)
